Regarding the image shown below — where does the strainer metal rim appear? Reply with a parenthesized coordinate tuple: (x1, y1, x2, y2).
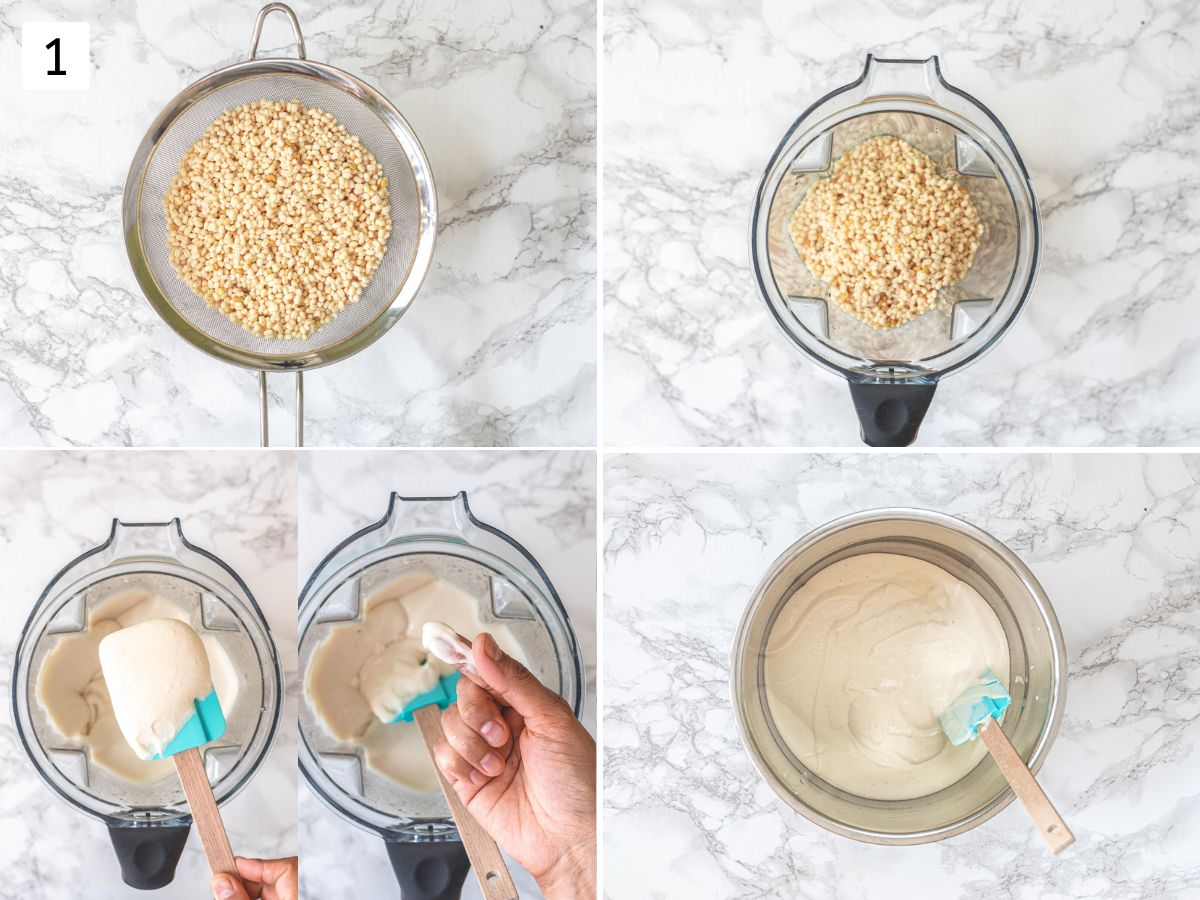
(122, 56, 438, 372)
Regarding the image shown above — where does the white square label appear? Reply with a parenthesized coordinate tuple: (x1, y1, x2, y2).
(21, 22, 90, 91)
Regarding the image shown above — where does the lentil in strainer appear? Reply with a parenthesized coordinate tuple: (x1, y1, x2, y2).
(164, 99, 392, 340)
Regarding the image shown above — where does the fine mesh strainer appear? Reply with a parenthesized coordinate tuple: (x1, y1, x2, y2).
(123, 3, 437, 446)
(751, 56, 1040, 446)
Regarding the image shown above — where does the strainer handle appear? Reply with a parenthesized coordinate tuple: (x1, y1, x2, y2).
(259, 371, 305, 447)
(248, 2, 307, 60)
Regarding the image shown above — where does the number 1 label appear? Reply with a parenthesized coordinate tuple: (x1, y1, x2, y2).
(45, 37, 67, 76)
(21, 22, 89, 90)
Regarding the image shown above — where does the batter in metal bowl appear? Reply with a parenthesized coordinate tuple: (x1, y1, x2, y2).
(764, 553, 1009, 801)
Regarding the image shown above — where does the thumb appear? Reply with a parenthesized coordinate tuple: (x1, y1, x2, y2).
(211, 873, 250, 900)
(472, 633, 570, 728)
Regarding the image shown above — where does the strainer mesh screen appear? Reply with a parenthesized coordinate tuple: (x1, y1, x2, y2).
(138, 73, 422, 356)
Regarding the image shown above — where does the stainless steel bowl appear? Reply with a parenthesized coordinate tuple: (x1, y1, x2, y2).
(731, 508, 1067, 844)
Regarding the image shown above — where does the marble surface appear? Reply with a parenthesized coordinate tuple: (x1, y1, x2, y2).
(604, 0, 1200, 446)
(603, 452, 1200, 898)
(0, 449, 298, 900)
(297, 448, 597, 898)
(0, 0, 595, 447)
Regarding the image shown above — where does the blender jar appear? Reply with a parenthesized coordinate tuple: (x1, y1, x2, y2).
(751, 56, 1040, 446)
(11, 520, 283, 889)
(298, 492, 583, 899)
(731, 509, 1067, 843)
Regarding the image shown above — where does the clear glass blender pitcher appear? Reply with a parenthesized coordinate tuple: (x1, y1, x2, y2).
(10, 519, 283, 889)
(751, 56, 1040, 445)
(298, 492, 583, 900)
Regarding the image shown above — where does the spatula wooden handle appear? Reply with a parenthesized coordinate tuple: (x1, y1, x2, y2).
(413, 705, 519, 900)
(173, 747, 239, 878)
(979, 718, 1074, 853)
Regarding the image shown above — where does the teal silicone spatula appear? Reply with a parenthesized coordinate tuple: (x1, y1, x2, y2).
(378, 634, 518, 900)
(99, 618, 239, 881)
(940, 669, 1074, 853)
(389, 671, 462, 724)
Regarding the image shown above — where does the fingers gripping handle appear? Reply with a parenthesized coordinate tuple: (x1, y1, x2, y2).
(413, 706, 519, 900)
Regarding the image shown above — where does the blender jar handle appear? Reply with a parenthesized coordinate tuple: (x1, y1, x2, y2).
(385, 840, 472, 900)
(856, 55, 943, 102)
(103, 518, 270, 622)
(383, 494, 474, 542)
(846, 55, 1019, 156)
(386, 492, 566, 618)
(848, 381, 938, 447)
(108, 823, 191, 890)
(107, 519, 188, 559)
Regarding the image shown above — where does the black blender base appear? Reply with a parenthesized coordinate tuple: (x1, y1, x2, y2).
(108, 823, 191, 890)
(848, 381, 938, 447)
(386, 839, 471, 900)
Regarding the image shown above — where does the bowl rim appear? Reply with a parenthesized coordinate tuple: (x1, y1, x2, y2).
(730, 506, 1068, 845)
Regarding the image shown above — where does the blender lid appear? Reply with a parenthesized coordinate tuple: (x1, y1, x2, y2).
(11, 519, 283, 826)
(298, 492, 583, 841)
(751, 55, 1041, 385)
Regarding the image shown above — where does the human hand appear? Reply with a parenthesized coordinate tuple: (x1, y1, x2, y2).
(433, 632, 596, 900)
(211, 856, 298, 900)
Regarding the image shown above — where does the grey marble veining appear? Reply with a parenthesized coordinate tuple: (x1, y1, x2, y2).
(603, 452, 1200, 898)
(0, 0, 595, 447)
(296, 448, 597, 899)
(604, 0, 1200, 446)
(0, 449, 298, 900)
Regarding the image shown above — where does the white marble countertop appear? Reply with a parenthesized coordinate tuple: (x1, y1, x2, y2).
(0, 0, 595, 447)
(603, 452, 1200, 897)
(297, 448, 597, 898)
(604, 0, 1200, 447)
(0, 449, 298, 899)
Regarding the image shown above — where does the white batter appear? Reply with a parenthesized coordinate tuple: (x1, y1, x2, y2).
(99, 618, 214, 761)
(422, 622, 477, 676)
(764, 553, 1009, 800)
(36, 591, 241, 784)
(305, 573, 523, 792)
